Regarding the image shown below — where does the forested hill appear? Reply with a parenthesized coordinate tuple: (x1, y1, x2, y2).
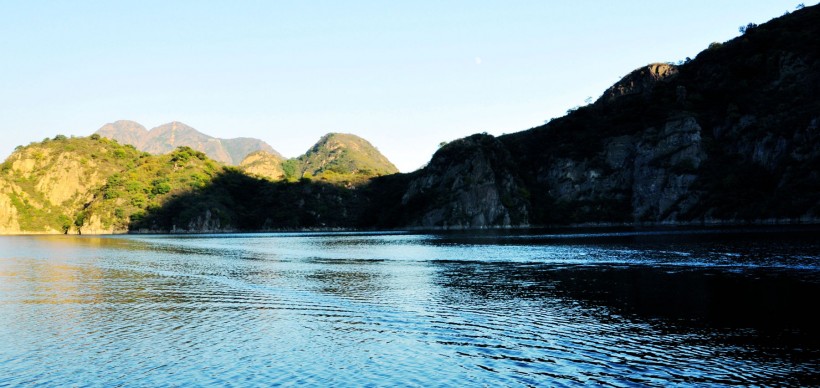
(239, 133, 399, 184)
(0, 132, 398, 234)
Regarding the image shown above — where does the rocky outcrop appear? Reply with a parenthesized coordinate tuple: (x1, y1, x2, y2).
(81, 214, 116, 235)
(529, 115, 705, 223)
(400, 134, 528, 228)
(182, 209, 226, 232)
(599, 63, 678, 103)
(0, 138, 137, 234)
(489, 5, 820, 226)
(7, 147, 106, 208)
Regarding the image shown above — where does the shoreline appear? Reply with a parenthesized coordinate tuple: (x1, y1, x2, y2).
(3, 218, 819, 236)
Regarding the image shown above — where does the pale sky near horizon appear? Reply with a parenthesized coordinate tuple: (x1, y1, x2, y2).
(0, 1, 809, 172)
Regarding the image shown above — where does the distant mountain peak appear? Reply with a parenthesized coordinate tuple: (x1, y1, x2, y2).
(94, 121, 278, 165)
(236, 132, 399, 184)
(96, 120, 149, 148)
(301, 132, 398, 178)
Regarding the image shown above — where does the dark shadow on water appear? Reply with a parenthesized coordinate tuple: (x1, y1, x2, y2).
(434, 261, 820, 375)
(435, 254, 819, 330)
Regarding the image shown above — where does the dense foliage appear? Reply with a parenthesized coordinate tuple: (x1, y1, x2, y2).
(86, 146, 223, 231)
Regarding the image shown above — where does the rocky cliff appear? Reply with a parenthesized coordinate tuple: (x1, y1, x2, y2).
(366, 4, 819, 228)
(0, 136, 144, 233)
(0, 179, 20, 233)
(399, 134, 528, 228)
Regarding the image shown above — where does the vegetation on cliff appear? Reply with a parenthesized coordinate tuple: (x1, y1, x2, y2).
(84, 147, 224, 232)
(0, 135, 146, 233)
(0, 135, 380, 233)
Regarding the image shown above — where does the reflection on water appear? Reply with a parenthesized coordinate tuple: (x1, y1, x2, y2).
(0, 228, 818, 385)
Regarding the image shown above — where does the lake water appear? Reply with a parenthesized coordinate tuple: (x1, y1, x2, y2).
(1, 228, 818, 386)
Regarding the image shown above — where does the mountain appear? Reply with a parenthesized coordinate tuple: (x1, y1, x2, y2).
(0, 131, 399, 234)
(2, 5, 818, 234)
(96, 120, 148, 147)
(296, 133, 399, 180)
(95, 120, 279, 165)
(0, 135, 170, 233)
(0, 134, 359, 234)
(386, 4, 820, 228)
(238, 133, 398, 185)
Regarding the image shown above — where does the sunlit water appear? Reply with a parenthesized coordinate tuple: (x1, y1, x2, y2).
(1, 227, 818, 386)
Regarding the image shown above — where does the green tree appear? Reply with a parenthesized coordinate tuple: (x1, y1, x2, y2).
(58, 215, 72, 234)
(74, 211, 86, 235)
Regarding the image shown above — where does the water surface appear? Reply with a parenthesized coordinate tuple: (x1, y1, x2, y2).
(1, 227, 818, 386)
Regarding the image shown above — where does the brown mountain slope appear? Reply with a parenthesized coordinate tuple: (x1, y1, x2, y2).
(239, 151, 286, 181)
(96, 120, 148, 148)
(95, 121, 280, 165)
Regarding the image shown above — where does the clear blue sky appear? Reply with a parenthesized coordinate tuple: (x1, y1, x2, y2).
(0, 1, 808, 172)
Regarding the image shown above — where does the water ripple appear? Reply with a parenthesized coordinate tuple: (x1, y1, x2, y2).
(1, 229, 818, 385)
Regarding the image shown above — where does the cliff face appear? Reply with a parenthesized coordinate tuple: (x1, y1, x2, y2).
(399, 134, 528, 228)
(376, 5, 819, 228)
(497, 5, 819, 225)
(0, 179, 20, 233)
(0, 136, 144, 234)
(533, 115, 706, 223)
